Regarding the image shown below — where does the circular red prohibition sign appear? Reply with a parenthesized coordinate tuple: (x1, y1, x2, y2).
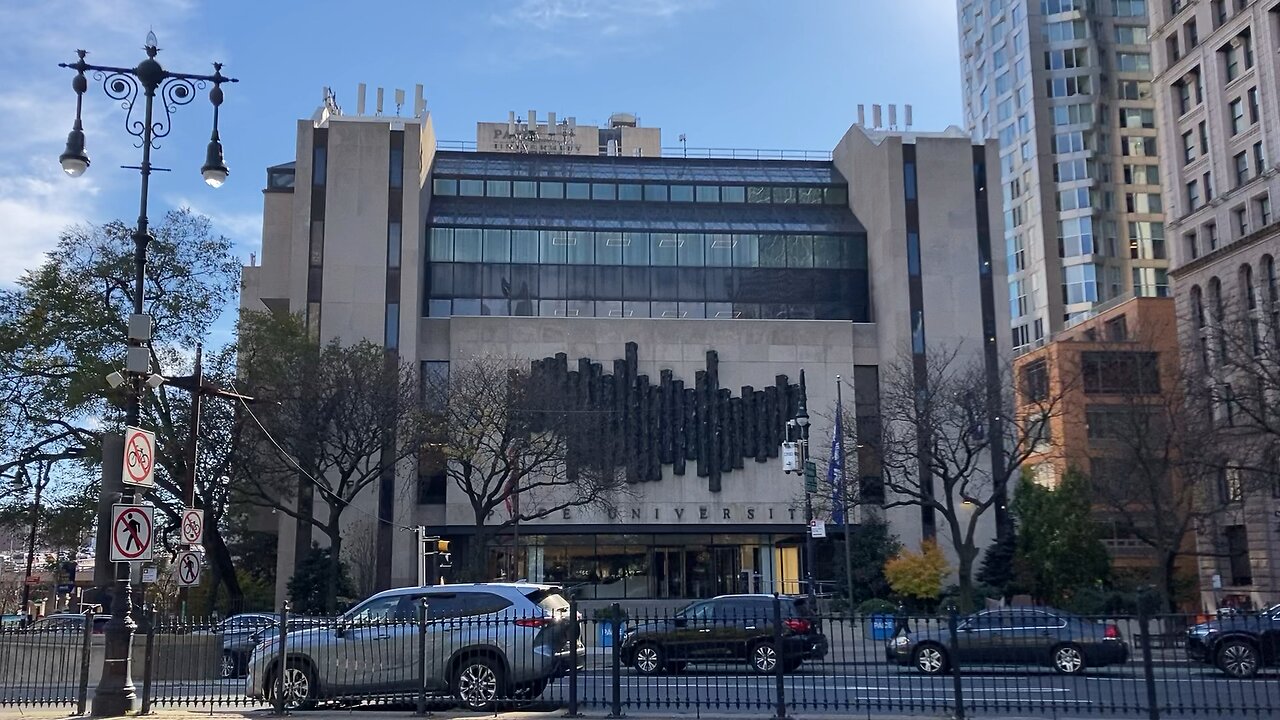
(125, 432, 153, 484)
(113, 508, 152, 560)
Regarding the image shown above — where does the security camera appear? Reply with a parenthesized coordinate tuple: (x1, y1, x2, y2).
(106, 371, 125, 388)
(145, 374, 166, 389)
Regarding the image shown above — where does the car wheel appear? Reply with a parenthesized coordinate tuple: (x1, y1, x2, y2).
(269, 660, 317, 710)
(1052, 644, 1086, 675)
(632, 644, 665, 676)
(1217, 640, 1260, 678)
(453, 656, 504, 711)
(219, 651, 239, 679)
(913, 644, 948, 675)
(749, 641, 779, 674)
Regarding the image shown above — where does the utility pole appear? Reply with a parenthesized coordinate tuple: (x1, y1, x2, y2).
(784, 370, 815, 602)
(163, 343, 254, 614)
(837, 376, 854, 610)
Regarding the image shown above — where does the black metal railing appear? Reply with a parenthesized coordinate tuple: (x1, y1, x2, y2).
(2, 601, 1277, 717)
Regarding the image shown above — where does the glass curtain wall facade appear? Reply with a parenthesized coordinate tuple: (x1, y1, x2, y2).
(959, 0, 1168, 351)
(425, 152, 869, 321)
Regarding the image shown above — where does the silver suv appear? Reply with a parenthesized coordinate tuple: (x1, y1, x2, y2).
(245, 583, 582, 710)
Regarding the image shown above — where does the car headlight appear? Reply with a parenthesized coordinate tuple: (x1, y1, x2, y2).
(890, 635, 911, 648)
(1189, 626, 1211, 637)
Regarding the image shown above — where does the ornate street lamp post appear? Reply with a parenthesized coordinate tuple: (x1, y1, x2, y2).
(58, 32, 236, 716)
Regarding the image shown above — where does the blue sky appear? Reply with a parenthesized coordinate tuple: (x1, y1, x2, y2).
(1, 0, 961, 340)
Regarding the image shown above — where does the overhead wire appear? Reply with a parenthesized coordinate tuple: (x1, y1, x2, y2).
(225, 380, 417, 533)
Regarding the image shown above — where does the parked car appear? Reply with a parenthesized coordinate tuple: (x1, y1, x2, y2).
(1186, 603, 1280, 678)
(244, 583, 583, 710)
(619, 594, 828, 675)
(220, 617, 329, 679)
(23, 613, 110, 634)
(886, 607, 1128, 675)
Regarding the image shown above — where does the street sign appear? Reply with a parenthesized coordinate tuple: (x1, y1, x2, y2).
(810, 519, 827, 538)
(180, 508, 204, 545)
(176, 551, 202, 587)
(57, 583, 74, 594)
(110, 504, 154, 562)
(141, 566, 158, 584)
(122, 426, 156, 488)
(23, 575, 41, 585)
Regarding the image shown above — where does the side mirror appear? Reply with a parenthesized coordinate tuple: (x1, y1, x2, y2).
(333, 620, 348, 639)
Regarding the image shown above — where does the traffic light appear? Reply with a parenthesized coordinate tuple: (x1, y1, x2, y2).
(62, 561, 76, 583)
(436, 540, 452, 568)
(803, 461, 818, 494)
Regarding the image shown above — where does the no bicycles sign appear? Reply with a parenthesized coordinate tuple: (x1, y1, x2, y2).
(122, 426, 156, 489)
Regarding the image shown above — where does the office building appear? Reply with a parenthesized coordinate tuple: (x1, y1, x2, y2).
(1152, 0, 1280, 610)
(242, 89, 1009, 603)
(958, 0, 1170, 353)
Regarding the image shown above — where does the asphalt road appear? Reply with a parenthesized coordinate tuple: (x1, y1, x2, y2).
(3, 663, 1264, 719)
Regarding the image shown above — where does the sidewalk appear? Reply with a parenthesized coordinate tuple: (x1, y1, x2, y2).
(0, 710, 1087, 720)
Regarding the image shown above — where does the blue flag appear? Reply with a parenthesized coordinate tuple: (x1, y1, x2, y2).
(828, 402, 845, 525)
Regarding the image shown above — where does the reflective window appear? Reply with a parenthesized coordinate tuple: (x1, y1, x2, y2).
(566, 230, 594, 264)
(454, 228, 482, 262)
(433, 178, 458, 196)
(540, 181, 565, 199)
(486, 180, 511, 197)
(670, 185, 694, 202)
(483, 229, 510, 262)
(747, 186, 771, 203)
(813, 236, 846, 268)
(772, 186, 797, 204)
(721, 186, 746, 203)
(824, 187, 848, 205)
(696, 186, 720, 202)
(759, 235, 787, 267)
(511, 230, 539, 263)
(541, 230, 568, 263)
(618, 184, 643, 201)
(513, 180, 537, 198)
(459, 179, 484, 197)
(677, 234, 704, 266)
(788, 235, 814, 268)
(651, 233, 679, 266)
(596, 232, 624, 265)
(566, 182, 590, 200)
(430, 227, 453, 261)
(592, 183, 617, 201)
(733, 235, 759, 267)
(623, 232, 650, 266)
(798, 187, 824, 204)
(705, 234, 735, 267)
(644, 184, 668, 201)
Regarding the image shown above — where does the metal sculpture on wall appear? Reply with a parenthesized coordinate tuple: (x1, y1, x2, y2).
(527, 342, 804, 492)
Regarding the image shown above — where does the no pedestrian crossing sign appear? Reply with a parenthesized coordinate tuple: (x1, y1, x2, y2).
(110, 504, 154, 562)
(122, 426, 156, 489)
(176, 551, 202, 587)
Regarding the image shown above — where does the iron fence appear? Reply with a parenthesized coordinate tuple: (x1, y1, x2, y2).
(1, 600, 1277, 718)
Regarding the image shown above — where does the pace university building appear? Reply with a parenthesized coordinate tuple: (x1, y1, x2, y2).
(243, 91, 1010, 604)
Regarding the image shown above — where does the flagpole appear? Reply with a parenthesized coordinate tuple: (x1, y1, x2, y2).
(838, 375, 854, 610)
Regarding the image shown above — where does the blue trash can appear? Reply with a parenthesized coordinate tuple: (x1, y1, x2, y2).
(869, 614, 896, 641)
(599, 621, 627, 647)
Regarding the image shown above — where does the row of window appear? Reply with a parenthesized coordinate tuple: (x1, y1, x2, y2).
(427, 228, 866, 270)
(1184, 193, 1273, 259)
(425, 263, 867, 308)
(424, 299, 861, 321)
(432, 177, 849, 206)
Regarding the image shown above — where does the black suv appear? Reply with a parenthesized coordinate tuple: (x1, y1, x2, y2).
(620, 594, 827, 675)
(1186, 604, 1280, 677)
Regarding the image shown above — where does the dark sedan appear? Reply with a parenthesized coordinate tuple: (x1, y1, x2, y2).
(1186, 604, 1280, 678)
(219, 616, 328, 679)
(886, 607, 1128, 675)
(619, 594, 827, 675)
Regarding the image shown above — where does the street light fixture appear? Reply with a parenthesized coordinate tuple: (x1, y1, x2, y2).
(58, 33, 236, 717)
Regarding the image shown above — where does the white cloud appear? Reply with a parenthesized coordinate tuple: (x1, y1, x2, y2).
(496, 0, 694, 29)
(168, 195, 263, 257)
(486, 0, 711, 59)
(0, 0, 202, 287)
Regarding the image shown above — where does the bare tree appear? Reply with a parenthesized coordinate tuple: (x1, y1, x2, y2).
(233, 311, 430, 613)
(345, 519, 379, 598)
(425, 356, 629, 581)
(879, 346, 1067, 612)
